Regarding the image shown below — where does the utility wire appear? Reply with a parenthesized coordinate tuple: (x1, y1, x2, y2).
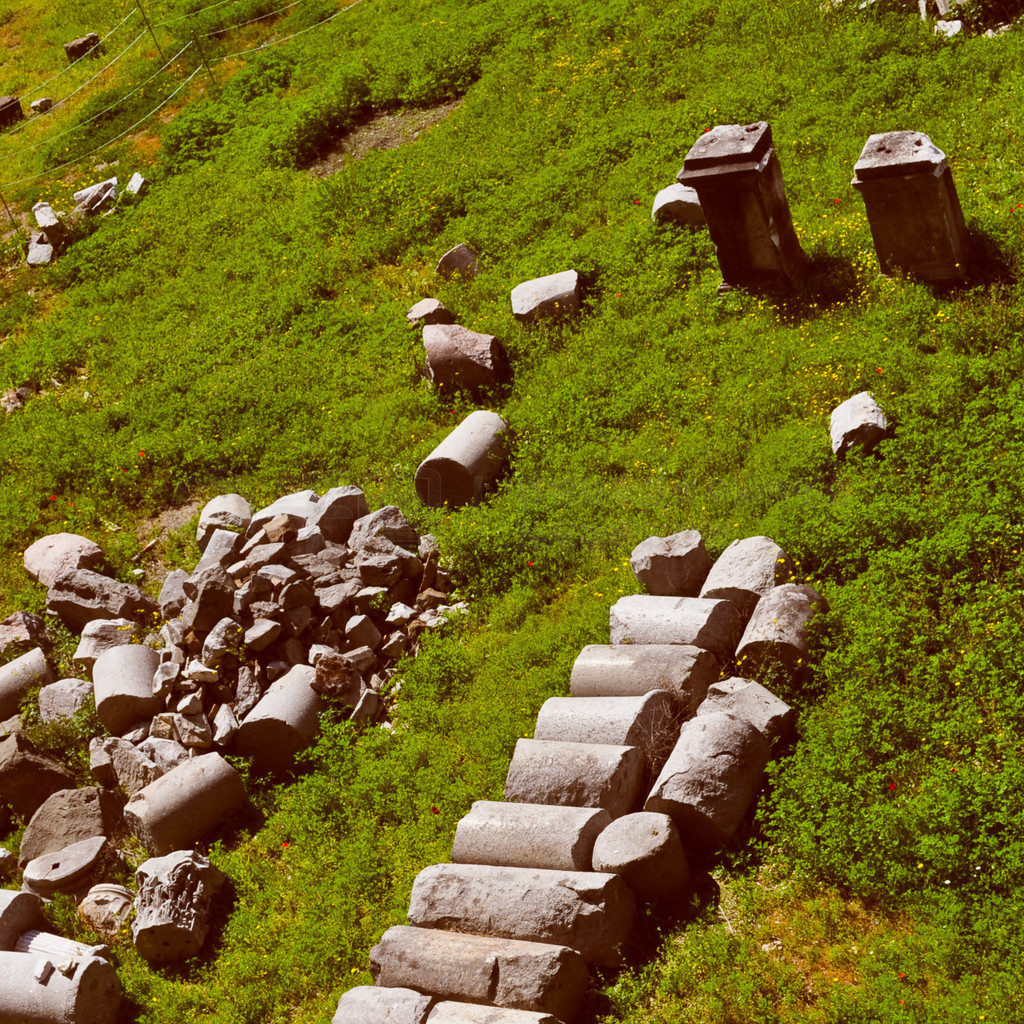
(51, 30, 150, 112)
(158, 0, 244, 25)
(201, 0, 305, 37)
(215, 0, 364, 61)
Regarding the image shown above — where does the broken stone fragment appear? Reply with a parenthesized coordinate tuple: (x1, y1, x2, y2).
(630, 530, 712, 597)
(24, 532, 103, 588)
(92, 645, 161, 735)
(830, 391, 888, 457)
(735, 582, 829, 679)
(47, 567, 158, 632)
(423, 323, 509, 390)
(197, 493, 252, 548)
(247, 489, 319, 537)
(78, 883, 134, 940)
(0, 733, 74, 822)
(73, 176, 118, 213)
(18, 786, 121, 869)
(435, 242, 480, 279)
(0, 610, 51, 656)
(30, 97, 53, 114)
(699, 535, 788, 622)
(511, 269, 581, 324)
(126, 171, 150, 196)
(407, 297, 455, 326)
(696, 676, 796, 743)
(73, 617, 137, 670)
(26, 233, 54, 266)
(63, 32, 100, 61)
(590, 811, 690, 903)
(133, 849, 226, 963)
(349, 505, 420, 551)
(651, 183, 705, 226)
(22, 834, 108, 897)
(38, 677, 93, 722)
(102, 736, 163, 796)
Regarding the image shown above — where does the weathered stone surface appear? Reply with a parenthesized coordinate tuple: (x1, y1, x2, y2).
(0, 733, 74, 820)
(74, 176, 118, 213)
(202, 617, 244, 666)
(349, 505, 419, 551)
(158, 569, 189, 619)
(735, 582, 829, 679)
(829, 391, 888, 457)
(235, 665, 325, 773)
(852, 130, 968, 282)
(18, 787, 121, 868)
(428, 1004, 564, 1024)
(0, 385, 30, 413)
(408, 863, 635, 966)
(651, 183, 705, 226)
(415, 410, 510, 508)
(13, 928, 110, 960)
(0, 889, 44, 950)
(247, 490, 319, 537)
(92, 645, 161, 735)
(126, 171, 150, 196)
(630, 531, 712, 597)
(124, 752, 249, 856)
(32, 201, 63, 238)
(73, 617, 136, 670)
(194, 529, 244, 574)
(31, 96, 54, 113)
(369, 926, 589, 1022)
(533, 692, 679, 776)
(645, 712, 772, 849)
(26, 233, 54, 266)
(407, 297, 455, 326)
(436, 243, 480, 279)
(699, 536, 788, 621)
(333, 986, 435, 1024)
(311, 651, 362, 703)
(590, 811, 689, 902)
(452, 801, 611, 872)
(180, 564, 235, 633)
(133, 849, 225, 963)
(678, 121, 807, 293)
(569, 643, 718, 717)
(0, 95, 23, 128)
(78, 883, 134, 940)
(38, 677, 93, 723)
(511, 270, 581, 324)
(423, 324, 509, 390)
(0, 848, 12, 878)
(696, 677, 795, 743)
(0, 611, 51, 656)
(609, 596, 741, 661)
(47, 567, 158, 632)
(102, 737, 163, 796)
(309, 485, 369, 544)
(64, 31, 100, 61)
(137, 737, 189, 775)
(504, 739, 644, 819)
(0, 647, 54, 719)
(0, 951, 121, 1024)
(197, 493, 252, 548)
(23, 834, 107, 896)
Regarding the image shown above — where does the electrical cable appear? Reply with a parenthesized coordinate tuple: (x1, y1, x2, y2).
(214, 0, 365, 62)
(201, 0, 305, 37)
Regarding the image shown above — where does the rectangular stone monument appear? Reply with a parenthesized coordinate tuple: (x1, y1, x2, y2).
(677, 121, 808, 293)
(851, 130, 968, 284)
(0, 96, 23, 129)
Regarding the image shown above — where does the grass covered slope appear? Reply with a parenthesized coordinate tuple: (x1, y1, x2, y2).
(3, 0, 1024, 1020)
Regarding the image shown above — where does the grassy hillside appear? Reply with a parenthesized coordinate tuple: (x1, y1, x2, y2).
(3, 0, 1024, 1020)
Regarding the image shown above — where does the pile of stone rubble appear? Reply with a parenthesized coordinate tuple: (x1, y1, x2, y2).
(0, 486, 464, 1021)
(333, 531, 827, 1024)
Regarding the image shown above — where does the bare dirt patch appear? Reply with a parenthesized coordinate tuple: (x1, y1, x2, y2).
(135, 499, 201, 546)
(309, 98, 462, 178)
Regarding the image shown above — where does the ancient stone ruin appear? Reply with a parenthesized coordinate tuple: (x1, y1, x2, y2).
(63, 32, 101, 62)
(510, 270, 581, 323)
(830, 391, 889, 457)
(0, 95, 23, 129)
(333, 529, 828, 1023)
(415, 411, 511, 508)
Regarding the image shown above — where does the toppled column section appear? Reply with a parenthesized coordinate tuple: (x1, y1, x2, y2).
(851, 130, 968, 283)
(651, 184, 705, 227)
(91, 645, 161, 735)
(504, 739, 643, 819)
(0, 889, 44, 950)
(677, 122, 807, 293)
(428, 1003, 565, 1023)
(0, 950, 121, 1024)
(511, 270, 581, 324)
(645, 712, 771, 849)
(696, 677, 795, 743)
(332, 986, 435, 1024)
(0, 96, 22, 128)
(735, 583, 829, 679)
(423, 324, 509, 390)
(569, 644, 718, 717)
(608, 596, 741, 662)
(369, 925, 589, 1022)
(629, 530, 712, 596)
(0, 647, 53, 720)
(699, 535, 787, 622)
(452, 801, 611, 872)
(415, 411, 510, 508)
(590, 811, 689, 903)
(407, 863, 635, 967)
(830, 392, 888, 457)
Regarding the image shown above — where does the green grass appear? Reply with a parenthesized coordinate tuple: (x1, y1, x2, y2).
(3, 0, 1024, 1020)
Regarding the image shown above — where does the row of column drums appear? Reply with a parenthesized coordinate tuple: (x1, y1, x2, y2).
(333, 534, 827, 1024)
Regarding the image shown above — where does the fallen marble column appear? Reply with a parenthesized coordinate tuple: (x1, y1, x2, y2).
(0, 951, 121, 1024)
(608, 596, 741, 662)
(696, 677, 795, 743)
(452, 801, 610, 872)
(699, 535, 787, 622)
(569, 644, 718, 717)
(590, 811, 689, 903)
(0, 889, 44, 950)
(428, 1002, 566, 1023)
(332, 985, 435, 1024)
(369, 926, 589, 1023)
(645, 711, 771, 849)
(423, 324, 509, 390)
(407, 863, 635, 967)
(14, 929, 109, 961)
(503, 739, 644, 818)
(415, 410, 510, 508)
(91, 645, 161, 735)
(735, 583, 828, 680)
(0, 646, 53, 720)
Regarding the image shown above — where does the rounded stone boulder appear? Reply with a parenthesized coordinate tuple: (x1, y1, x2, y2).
(415, 411, 511, 508)
(196, 493, 252, 548)
(591, 811, 689, 903)
(630, 530, 712, 596)
(92, 645, 161, 735)
(651, 183, 705, 227)
(569, 643, 719, 717)
(0, 646, 54, 720)
(0, 951, 121, 1024)
(735, 583, 829, 679)
(511, 269, 581, 324)
(23, 532, 103, 588)
(830, 391, 888, 457)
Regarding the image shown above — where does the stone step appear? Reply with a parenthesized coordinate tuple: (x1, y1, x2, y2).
(407, 863, 635, 967)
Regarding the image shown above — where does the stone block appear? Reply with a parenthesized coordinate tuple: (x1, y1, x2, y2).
(852, 130, 968, 283)
(345, 613, 381, 650)
(677, 121, 807, 293)
(629, 530, 712, 596)
(74, 177, 118, 214)
(332, 986, 435, 1024)
(126, 172, 150, 196)
(407, 862, 635, 966)
(503, 739, 643, 819)
(234, 665, 325, 773)
(651, 183, 705, 226)
(31, 97, 54, 114)
(830, 391, 888, 456)
(415, 410, 510, 508)
(645, 712, 771, 849)
(0, 951, 121, 1024)
(696, 677, 795, 742)
(47, 567, 157, 632)
(123, 752, 249, 856)
(26, 233, 54, 266)
(369, 926, 589, 1023)
(0, 611, 51, 656)
(699, 535, 788, 621)
(423, 324, 509, 390)
(73, 618, 136, 670)
(0, 96, 23, 128)
(533, 691, 679, 776)
(608, 596, 741, 661)
(569, 643, 718, 717)
(452, 801, 611, 872)
(735, 582, 829, 679)
(428, 1004, 564, 1024)
(63, 32, 100, 61)
(0, 647, 54, 720)
(102, 737, 163, 796)
(308, 485, 369, 544)
(407, 297, 454, 326)
(511, 270, 581, 324)
(38, 677, 93, 723)
(19, 787, 121, 868)
(349, 505, 420, 551)
(590, 811, 689, 903)
(158, 569, 189, 619)
(436, 243, 480, 279)
(92, 645, 161, 735)
(247, 490, 318, 538)
(0, 733, 74, 819)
